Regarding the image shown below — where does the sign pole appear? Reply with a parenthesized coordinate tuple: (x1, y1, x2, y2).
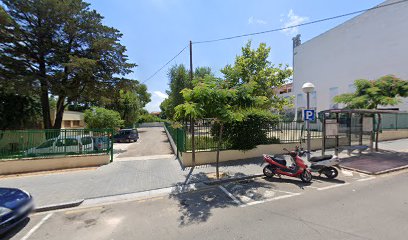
(306, 92, 311, 161)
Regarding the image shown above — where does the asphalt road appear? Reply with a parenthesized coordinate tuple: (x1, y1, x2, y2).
(4, 170, 408, 240)
(116, 127, 173, 158)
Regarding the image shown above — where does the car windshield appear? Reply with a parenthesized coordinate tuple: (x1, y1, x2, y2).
(119, 130, 131, 135)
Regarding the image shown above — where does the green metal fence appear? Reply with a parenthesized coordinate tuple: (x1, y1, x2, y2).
(0, 129, 114, 161)
(380, 113, 408, 130)
(164, 113, 408, 153)
(165, 120, 322, 152)
(164, 122, 185, 158)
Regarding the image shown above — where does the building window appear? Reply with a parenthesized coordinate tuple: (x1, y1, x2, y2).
(64, 120, 71, 128)
(329, 87, 339, 109)
(73, 120, 80, 127)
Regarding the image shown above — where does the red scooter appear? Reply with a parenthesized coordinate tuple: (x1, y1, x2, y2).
(262, 148, 312, 183)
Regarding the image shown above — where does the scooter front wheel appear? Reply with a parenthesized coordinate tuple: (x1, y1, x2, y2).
(323, 167, 338, 179)
(300, 170, 312, 183)
(263, 166, 275, 178)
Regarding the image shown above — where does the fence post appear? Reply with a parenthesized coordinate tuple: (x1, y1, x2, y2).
(176, 127, 179, 159)
(110, 129, 114, 162)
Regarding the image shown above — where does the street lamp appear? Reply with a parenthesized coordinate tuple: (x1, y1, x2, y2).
(302, 82, 315, 161)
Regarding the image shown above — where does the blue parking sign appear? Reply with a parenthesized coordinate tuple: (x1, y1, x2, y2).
(304, 109, 315, 121)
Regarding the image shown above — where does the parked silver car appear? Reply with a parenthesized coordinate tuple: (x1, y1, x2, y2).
(25, 136, 94, 156)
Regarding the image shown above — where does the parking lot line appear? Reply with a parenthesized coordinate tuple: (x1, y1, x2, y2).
(357, 176, 376, 182)
(219, 186, 241, 205)
(241, 193, 300, 207)
(342, 170, 354, 176)
(21, 213, 53, 240)
(317, 183, 350, 191)
(272, 189, 301, 195)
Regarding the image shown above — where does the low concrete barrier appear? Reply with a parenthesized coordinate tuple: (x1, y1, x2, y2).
(0, 154, 110, 175)
(379, 130, 408, 141)
(180, 139, 323, 167)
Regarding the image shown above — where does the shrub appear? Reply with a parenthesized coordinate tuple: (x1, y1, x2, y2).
(84, 107, 124, 129)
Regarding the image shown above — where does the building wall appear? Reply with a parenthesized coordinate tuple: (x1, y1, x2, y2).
(293, 0, 408, 113)
(51, 110, 85, 129)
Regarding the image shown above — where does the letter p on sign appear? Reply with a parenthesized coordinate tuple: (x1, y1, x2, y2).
(304, 109, 315, 121)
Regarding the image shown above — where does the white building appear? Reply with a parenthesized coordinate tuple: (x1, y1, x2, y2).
(292, 0, 408, 118)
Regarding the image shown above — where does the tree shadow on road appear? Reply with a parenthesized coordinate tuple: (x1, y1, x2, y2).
(169, 172, 278, 227)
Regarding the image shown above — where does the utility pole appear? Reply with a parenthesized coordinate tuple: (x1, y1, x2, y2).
(189, 40, 195, 167)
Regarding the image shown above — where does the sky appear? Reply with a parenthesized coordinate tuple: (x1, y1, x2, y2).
(86, 0, 384, 112)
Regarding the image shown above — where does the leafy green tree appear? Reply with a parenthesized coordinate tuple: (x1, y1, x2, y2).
(174, 41, 292, 176)
(84, 107, 124, 129)
(334, 75, 408, 109)
(160, 65, 214, 119)
(98, 79, 151, 127)
(1, 0, 135, 129)
(0, 91, 42, 130)
(221, 41, 293, 111)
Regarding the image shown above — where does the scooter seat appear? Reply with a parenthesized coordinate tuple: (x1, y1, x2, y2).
(271, 156, 287, 166)
(309, 155, 333, 163)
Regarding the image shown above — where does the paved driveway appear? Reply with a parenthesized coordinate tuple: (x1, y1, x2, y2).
(378, 138, 408, 152)
(116, 127, 173, 159)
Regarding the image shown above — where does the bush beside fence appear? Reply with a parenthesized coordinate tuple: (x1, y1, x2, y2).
(165, 120, 321, 152)
(165, 113, 408, 154)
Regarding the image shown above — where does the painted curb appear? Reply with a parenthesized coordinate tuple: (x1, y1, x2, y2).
(34, 199, 84, 213)
(203, 174, 264, 185)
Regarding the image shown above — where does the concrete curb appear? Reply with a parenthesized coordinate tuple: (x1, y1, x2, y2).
(29, 174, 265, 212)
(34, 199, 84, 213)
(340, 164, 408, 175)
(203, 174, 264, 185)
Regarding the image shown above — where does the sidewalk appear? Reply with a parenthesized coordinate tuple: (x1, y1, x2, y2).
(0, 139, 406, 208)
(0, 155, 262, 207)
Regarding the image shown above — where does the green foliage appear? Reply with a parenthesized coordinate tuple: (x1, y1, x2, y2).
(334, 75, 408, 109)
(221, 41, 293, 111)
(84, 107, 124, 129)
(175, 41, 292, 151)
(160, 65, 214, 119)
(1, 0, 136, 129)
(137, 114, 164, 123)
(0, 92, 42, 130)
(212, 110, 280, 150)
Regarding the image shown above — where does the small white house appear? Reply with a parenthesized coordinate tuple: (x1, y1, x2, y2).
(291, 0, 408, 117)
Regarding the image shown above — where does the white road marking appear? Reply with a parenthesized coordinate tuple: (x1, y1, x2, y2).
(21, 213, 53, 240)
(342, 170, 354, 176)
(219, 186, 241, 205)
(359, 172, 370, 178)
(357, 176, 376, 182)
(317, 183, 350, 191)
(304, 186, 319, 189)
(272, 189, 300, 195)
(241, 193, 301, 207)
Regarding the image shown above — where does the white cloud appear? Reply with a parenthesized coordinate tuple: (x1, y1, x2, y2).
(154, 91, 168, 99)
(281, 9, 309, 36)
(248, 16, 267, 25)
(145, 91, 168, 112)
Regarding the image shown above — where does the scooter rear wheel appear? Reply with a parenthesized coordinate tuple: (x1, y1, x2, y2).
(300, 170, 312, 183)
(323, 167, 338, 179)
(263, 166, 275, 178)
